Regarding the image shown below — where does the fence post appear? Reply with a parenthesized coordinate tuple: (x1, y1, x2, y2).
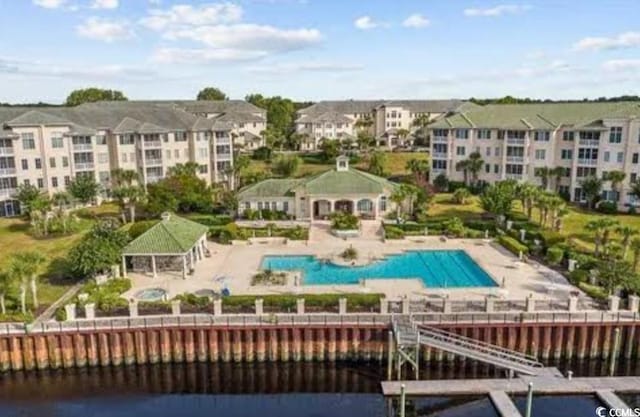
(64, 303, 77, 321)
(628, 295, 640, 313)
(213, 299, 222, 316)
(339, 298, 347, 315)
(171, 300, 181, 316)
(297, 298, 305, 315)
(128, 300, 138, 318)
(608, 295, 620, 313)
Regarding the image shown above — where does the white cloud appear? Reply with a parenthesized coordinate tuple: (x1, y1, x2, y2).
(164, 24, 321, 52)
(602, 59, 640, 72)
(402, 14, 430, 28)
(33, 0, 67, 8)
(151, 47, 268, 63)
(76, 17, 133, 42)
(464, 4, 531, 17)
(573, 32, 640, 51)
(91, 0, 118, 9)
(140, 3, 243, 31)
(0, 58, 155, 81)
(354, 16, 379, 30)
(246, 62, 364, 74)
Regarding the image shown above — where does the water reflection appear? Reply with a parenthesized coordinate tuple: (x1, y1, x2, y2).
(512, 395, 603, 417)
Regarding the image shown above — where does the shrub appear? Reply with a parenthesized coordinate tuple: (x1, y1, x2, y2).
(578, 282, 608, 301)
(283, 226, 308, 240)
(341, 246, 358, 261)
(465, 220, 496, 234)
(569, 269, 589, 285)
(128, 220, 158, 240)
(252, 146, 273, 161)
(384, 225, 405, 239)
(497, 235, 529, 256)
(448, 181, 467, 193)
(330, 212, 359, 230)
(443, 217, 465, 237)
(452, 188, 471, 204)
(545, 245, 565, 265)
(433, 174, 449, 192)
(188, 214, 233, 227)
(596, 201, 618, 214)
(251, 269, 287, 286)
(174, 293, 211, 308)
(210, 223, 248, 244)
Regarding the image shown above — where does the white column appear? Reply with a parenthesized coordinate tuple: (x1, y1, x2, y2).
(190, 249, 194, 270)
(151, 255, 157, 278)
(182, 255, 187, 279)
(121, 256, 127, 278)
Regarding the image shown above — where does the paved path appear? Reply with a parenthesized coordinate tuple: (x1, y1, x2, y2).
(32, 281, 84, 325)
(489, 391, 522, 417)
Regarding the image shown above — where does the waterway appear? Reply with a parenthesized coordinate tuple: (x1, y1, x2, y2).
(0, 360, 638, 417)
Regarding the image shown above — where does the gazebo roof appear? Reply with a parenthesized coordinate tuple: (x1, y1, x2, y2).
(123, 213, 208, 255)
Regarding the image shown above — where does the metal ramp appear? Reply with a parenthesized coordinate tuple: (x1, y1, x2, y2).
(390, 316, 543, 378)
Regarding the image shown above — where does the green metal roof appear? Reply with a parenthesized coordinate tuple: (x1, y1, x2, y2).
(237, 178, 303, 199)
(430, 102, 640, 130)
(123, 213, 208, 255)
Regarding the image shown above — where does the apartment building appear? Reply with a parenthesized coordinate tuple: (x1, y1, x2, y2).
(142, 100, 267, 151)
(0, 101, 235, 217)
(428, 102, 640, 207)
(294, 100, 472, 150)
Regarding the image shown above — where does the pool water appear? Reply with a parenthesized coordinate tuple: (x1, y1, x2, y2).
(260, 250, 497, 288)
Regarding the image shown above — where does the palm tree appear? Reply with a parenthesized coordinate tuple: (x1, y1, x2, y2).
(534, 167, 552, 190)
(534, 192, 552, 228)
(629, 179, 640, 202)
(411, 113, 431, 146)
(603, 170, 626, 202)
(551, 167, 565, 192)
(616, 225, 638, 259)
(456, 152, 484, 187)
(554, 206, 569, 232)
(15, 251, 46, 310)
(406, 158, 430, 184)
(631, 237, 640, 271)
(453, 187, 471, 204)
(586, 218, 619, 256)
(396, 128, 411, 147)
(516, 182, 539, 220)
(390, 187, 408, 219)
(0, 270, 13, 315)
(9, 257, 29, 314)
(112, 169, 144, 223)
(547, 194, 566, 230)
(580, 176, 604, 210)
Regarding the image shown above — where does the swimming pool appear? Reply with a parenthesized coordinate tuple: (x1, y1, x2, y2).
(260, 250, 497, 288)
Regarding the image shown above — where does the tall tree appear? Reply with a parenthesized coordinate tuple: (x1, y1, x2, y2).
(616, 225, 638, 259)
(411, 113, 431, 146)
(67, 219, 130, 278)
(319, 139, 340, 162)
(15, 183, 48, 216)
(14, 251, 45, 309)
(68, 174, 100, 205)
(603, 170, 626, 202)
(111, 169, 144, 223)
(406, 158, 430, 184)
(456, 151, 484, 186)
(586, 218, 619, 256)
(0, 270, 13, 315)
(580, 176, 603, 209)
(271, 155, 301, 177)
(9, 257, 29, 314)
(146, 163, 213, 215)
(631, 237, 640, 271)
(196, 87, 228, 101)
(480, 181, 516, 220)
(534, 167, 553, 190)
(368, 151, 387, 177)
(65, 88, 127, 106)
(516, 182, 539, 220)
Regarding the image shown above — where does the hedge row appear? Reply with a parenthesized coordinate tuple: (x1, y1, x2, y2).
(497, 235, 529, 256)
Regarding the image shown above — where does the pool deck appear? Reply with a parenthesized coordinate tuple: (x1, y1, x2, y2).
(124, 221, 579, 302)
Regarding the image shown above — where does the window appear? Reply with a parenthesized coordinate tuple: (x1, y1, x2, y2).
(96, 135, 107, 145)
(283, 201, 289, 212)
(198, 164, 208, 174)
(534, 131, 550, 142)
(21, 159, 28, 170)
(433, 129, 448, 137)
(578, 148, 598, 160)
(64, 176, 70, 186)
(609, 127, 623, 143)
(51, 133, 64, 148)
(432, 160, 447, 170)
(563, 131, 574, 141)
(497, 131, 505, 140)
(455, 129, 468, 139)
(633, 153, 639, 164)
(49, 157, 56, 168)
(494, 164, 499, 174)
(98, 153, 109, 164)
(379, 196, 387, 212)
(617, 152, 624, 163)
(271, 202, 277, 211)
(35, 158, 41, 169)
(477, 129, 491, 139)
(485, 147, 491, 157)
(257, 202, 263, 210)
(604, 151, 610, 162)
(561, 149, 573, 160)
(121, 153, 128, 163)
(198, 147, 209, 158)
(119, 134, 135, 145)
(632, 173, 638, 183)
(21, 133, 35, 150)
(23, 179, 30, 186)
(579, 131, 600, 140)
(484, 163, 490, 173)
(535, 149, 546, 160)
(174, 149, 180, 158)
(62, 156, 69, 168)
(175, 131, 187, 142)
(51, 177, 58, 188)
(37, 178, 43, 189)
(495, 147, 501, 156)
(456, 146, 466, 156)
(129, 152, 134, 162)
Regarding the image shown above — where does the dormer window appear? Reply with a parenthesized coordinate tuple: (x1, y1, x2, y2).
(336, 155, 349, 171)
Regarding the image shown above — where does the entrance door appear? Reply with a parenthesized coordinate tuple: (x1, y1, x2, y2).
(4, 201, 15, 217)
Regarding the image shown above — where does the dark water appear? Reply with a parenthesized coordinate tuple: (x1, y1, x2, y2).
(0, 360, 638, 417)
(620, 393, 640, 409)
(512, 395, 603, 417)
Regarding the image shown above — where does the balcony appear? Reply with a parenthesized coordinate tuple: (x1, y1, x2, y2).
(505, 173, 524, 180)
(577, 158, 598, 166)
(431, 152, 448, 159)
(73, 143, 92, 151)
(75, 162, 95, 171)
(506, 137, 525, 145)
(0, 147, 14, 156)
(506, 156, 524, 163)
(0, 188, 16, 197)
(579, 139, 600, 147)
(145, 158, 163, 166)
(216, 137, 231, 145)
(217, 153, 232, 160)
(432, 136, 448, 143)
(142, 140, 162, 148)
(146, 175, 163, 184)
(0, 168, 17, 176)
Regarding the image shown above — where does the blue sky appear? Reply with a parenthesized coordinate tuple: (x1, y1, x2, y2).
(1, 0, 639, 103)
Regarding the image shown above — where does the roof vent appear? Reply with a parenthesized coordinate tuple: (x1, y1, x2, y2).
(161, 212, 171, 222)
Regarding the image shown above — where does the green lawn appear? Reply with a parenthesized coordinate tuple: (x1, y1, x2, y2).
(427, 193, 486, 220)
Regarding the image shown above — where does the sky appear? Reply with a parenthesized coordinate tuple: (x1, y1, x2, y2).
(0, 0, 639, 103)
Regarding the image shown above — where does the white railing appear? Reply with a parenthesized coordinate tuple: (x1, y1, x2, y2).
(506, 156, 524, 163)
(432, 152, 448, 159)
(217, 153, 232, 160)
(507, 137, 525, 145)
(146, 175, 163, 184)
(505, 173, 523, 180)
(0, 147, 14, 155)
(578, 158, 598, 166)
(0, 188, 16, 197)
(579, 139, 600, 147)
(145, 158, 163, 166)
(0, 168, 16, 176)
(143, 140, 162, 148)
(217, 137, 231, 145)
(432, 136, 448, 143)
(72, 143, 92, 151)
(74, 162, 95, 170)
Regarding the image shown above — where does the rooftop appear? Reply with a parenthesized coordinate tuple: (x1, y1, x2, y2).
(122, 213, 209, 255)
(297, 99, 472, 120)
